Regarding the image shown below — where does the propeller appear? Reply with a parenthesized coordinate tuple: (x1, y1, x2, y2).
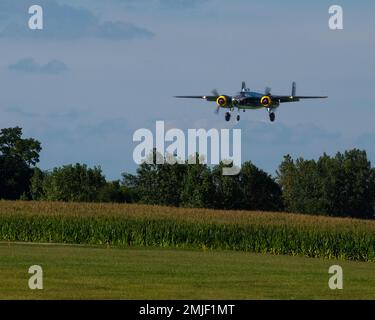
(212, 89, 220, 114)
(265, 87, 272, 95)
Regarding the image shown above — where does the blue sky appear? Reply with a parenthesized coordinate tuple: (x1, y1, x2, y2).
(0, 0, 374, 179)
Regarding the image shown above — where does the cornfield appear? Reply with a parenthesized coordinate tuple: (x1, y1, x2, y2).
(0, 201, 374, 261)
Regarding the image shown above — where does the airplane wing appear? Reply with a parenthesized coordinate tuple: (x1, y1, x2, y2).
(272, 82, 327, 102)
(175, 95, 218, 101)
(294, 96, 328, 99)
(272, 95, 328, 103)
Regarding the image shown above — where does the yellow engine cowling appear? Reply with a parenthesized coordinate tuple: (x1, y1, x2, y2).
(216, 95, 228, 107)
(260, 95, 272, 107)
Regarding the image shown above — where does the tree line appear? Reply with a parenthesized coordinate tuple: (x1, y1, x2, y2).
(1, 127, 374, 219)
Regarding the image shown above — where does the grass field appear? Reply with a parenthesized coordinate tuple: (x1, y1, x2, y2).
(1, 243, 374, 300)
(0, 201, 374, 299)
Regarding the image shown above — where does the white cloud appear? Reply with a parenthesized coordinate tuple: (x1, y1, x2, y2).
(8, 58, 68, 74)
(0, 0, 154, 40)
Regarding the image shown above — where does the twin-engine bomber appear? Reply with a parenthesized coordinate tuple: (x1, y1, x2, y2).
(175, 81, 327, 122)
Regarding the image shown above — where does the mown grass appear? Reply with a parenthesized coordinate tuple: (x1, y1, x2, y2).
(1, 243, 374, 299)
(0, 201, 374, 261)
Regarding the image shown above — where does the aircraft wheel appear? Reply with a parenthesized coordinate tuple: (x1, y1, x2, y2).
(269, 112, 275, 122)
(225, 112, 231, 122)
(237, 115, 240, 121)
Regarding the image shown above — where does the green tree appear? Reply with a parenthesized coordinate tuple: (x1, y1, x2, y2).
(321, 150, 375, 218)
(30, 167, 47, 200)
(97, 180, 134, 203)
(0, 127, 41, 199)
(0, 127, 41, 166)
(277, 150, 375, 218)
(180, 160, 214, 208)
(122, 149, 186, 206)
(211, 162, 242, 209)
(239, 161, 283, 211)
(277, 156, 327, 214)
(42, 163, 106, 202)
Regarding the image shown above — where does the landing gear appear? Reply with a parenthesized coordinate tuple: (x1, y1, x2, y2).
(225, 112, 231, 122)
(269, 112, 275, 122)
(236, 115, 240, 121)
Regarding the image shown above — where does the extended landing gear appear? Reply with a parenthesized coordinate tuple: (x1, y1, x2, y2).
(269, 112, 275, 122)
(225, 112, 231, 122)
(225, 110, 241, 122)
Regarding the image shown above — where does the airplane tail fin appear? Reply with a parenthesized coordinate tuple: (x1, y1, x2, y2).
(241, 81, 246, 91)
(292, 81, 296, 97)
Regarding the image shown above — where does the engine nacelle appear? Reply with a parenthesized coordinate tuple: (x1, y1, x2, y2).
(260, 95, 272, 107)
(216, 95, 231, 107)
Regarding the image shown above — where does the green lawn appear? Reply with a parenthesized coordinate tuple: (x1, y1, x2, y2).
(0, 243, 374, 299)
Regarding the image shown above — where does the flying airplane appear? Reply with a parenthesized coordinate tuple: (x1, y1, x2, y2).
(175, 82, 327, 122)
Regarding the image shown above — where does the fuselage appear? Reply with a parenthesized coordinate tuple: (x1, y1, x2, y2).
(230, 90, 280, 110)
